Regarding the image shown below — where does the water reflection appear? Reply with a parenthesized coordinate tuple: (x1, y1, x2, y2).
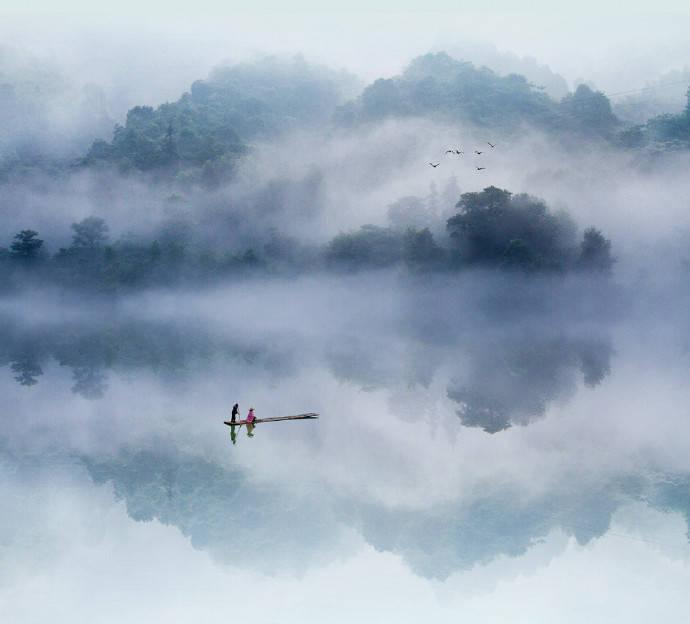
(11, 356, 43, 386)
(447, 333, 613, 433)
(0, 314, 296, 399)
(2, 284, 689, 614)
(325, 327, 612, 433)
(69, 442, 690, 580)
(227, 422, 256, 442)
(0, 313, 613, 439)
(80, 445, 342, 572)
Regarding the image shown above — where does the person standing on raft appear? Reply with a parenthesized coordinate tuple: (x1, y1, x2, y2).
(231, 403, 239, 424)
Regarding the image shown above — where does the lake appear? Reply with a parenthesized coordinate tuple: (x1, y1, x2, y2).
(2, 273, 689, 623)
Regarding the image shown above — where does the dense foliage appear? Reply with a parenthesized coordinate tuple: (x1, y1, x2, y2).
(643, 88, 690, 146)
(81, 57, 357, 184)
(336, 53, 620, 139)
(446, 186, 579, 270)
(619, 88, 690, 148)
(2, 50, 688, 184)
(0, 187, 614, 294)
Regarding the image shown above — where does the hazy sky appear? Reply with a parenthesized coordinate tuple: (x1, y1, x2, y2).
(2, 2, 690, 91)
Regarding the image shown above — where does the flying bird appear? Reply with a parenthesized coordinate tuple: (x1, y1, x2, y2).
(429, 162, 440, 168)
(487, 142, 495, 148)
(476, 167, 486, 171)
(474, 150, 483, 155)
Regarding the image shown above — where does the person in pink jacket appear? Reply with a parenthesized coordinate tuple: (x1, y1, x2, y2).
(245, 407, 257, 438)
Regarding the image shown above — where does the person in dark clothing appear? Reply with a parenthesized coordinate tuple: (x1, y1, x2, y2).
(231, 403, 239, 424)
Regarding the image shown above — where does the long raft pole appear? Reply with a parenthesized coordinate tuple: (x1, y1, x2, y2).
(224, 412, 319, 426)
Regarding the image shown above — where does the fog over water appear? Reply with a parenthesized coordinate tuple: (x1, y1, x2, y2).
(2, 3, 690, 622)
(2, 274, 690, 621)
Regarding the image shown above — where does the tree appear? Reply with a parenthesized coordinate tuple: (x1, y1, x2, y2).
(577, 227, 614, 274)
(162, 122, 178, 164)
(81, 57, 353, 178)
(360, 79, 407, 118)
(326, 225, 403, 270)
(446, 186, 577, 270)
(344, 52, 560, 131)
(9, 230, 44, 262)
(403, 228, 446, 271)
(71, 217, 109, 249)
(560, 84, 619, 136)
(387, 196, 431, 232)
(500, 239, 538, 271)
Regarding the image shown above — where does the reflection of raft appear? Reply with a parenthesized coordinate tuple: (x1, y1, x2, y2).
(224, 413, 319, 426)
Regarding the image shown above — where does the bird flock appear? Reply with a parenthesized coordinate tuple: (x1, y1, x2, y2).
(429, 141, 495, 171)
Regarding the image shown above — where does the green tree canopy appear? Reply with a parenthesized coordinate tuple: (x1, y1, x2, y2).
(446, 186, 578, 270)
(559, 84, 619, 136)
(9, 230, 44, 261)
(402, 227, 446, 272)
(83, 57, 356, 180)
(336, 52, 633, 142)
(326, 225, 403, 270)
(71, 216, 109, 249)
(338, 52, 564, 131)
(577, 227, 615, 274)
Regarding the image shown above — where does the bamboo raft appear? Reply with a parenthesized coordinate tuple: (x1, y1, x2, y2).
(224, 413, 319, 426)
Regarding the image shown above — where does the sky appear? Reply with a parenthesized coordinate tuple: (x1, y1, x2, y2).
(2, 2, 690, 92)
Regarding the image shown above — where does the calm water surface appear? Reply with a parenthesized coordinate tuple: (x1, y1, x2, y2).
(2, 277, 689, 623)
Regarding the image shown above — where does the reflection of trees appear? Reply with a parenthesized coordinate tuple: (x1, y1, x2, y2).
(579, 339, 612, 387)
(646, 476, 690, 536)
(325, 324, 612, 433)
(80, 444, 690, 581)
(10, 357, 43, 386)
(447, 334, 613, 433)
(349, 477, 642, 580)
(0, 330, 47, 386)
(71, 366, 108, 399)
(0, 317, 293, 399)
(326, 335, 443, 392)
(3, 436, 688, 581)
(82, 447, 340, 572)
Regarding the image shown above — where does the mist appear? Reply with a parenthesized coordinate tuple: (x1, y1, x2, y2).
(2, 4, 690, 623)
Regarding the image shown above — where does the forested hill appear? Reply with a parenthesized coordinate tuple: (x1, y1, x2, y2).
(337, 52, 690, 147)
(335, 53, 620, 137)
(635, 95, 690, 147)
(3, 51, 689, 183)
(79, 52, 625, 183)
(83, 51, 689, 182)
(79, 57, 358, 183)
